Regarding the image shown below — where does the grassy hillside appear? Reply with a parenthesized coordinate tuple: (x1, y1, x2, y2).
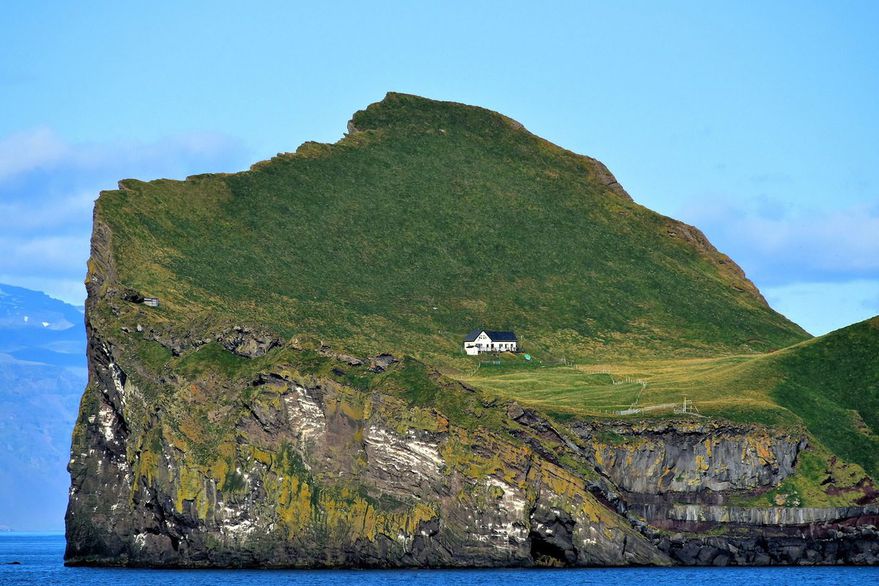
(459, 354, 796, 428)
(95, 92, 807, 362)
(772, 316, 879, 478)
(459, 317, 879, 498)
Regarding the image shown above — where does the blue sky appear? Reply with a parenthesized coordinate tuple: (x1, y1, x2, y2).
(1, 1, 877, 335)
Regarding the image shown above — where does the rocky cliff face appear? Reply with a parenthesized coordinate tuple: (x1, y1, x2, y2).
(579, 420, 805, 494)
(66, 321, 664, 566)
(67, 339, 879, 566)
(572, 422, 878, 565)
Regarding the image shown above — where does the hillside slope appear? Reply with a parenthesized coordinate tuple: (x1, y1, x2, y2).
(458, 316, 879, 509)
(93, 92, 807, 361)
(771, 316, 879, 478)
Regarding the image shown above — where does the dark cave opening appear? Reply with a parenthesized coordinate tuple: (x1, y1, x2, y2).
(529, 531, 575, 567)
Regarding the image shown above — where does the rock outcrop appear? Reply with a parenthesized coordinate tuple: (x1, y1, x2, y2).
(66, 334, 667, 567)
(66, 302, 879, 566)
(576, 421, 805, 494)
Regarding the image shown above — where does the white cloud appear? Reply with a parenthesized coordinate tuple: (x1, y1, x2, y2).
(0, 275, 85, 307)
(675, 194, 879, 334)
(0, 127, 70, 181)
(0, 191, 95, 232)
(737, 206, 879, 275)
(0, 235, 91, 274)
(679, 197, 879, 285)
(0, 127, 248, 305)
(764, 279, 879, 336)
(68, 131, 244, 173)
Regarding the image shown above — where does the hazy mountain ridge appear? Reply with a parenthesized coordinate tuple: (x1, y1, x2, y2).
(0, 283, 85, 531)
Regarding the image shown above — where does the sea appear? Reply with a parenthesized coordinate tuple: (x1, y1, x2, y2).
(1, 533, 876, 586)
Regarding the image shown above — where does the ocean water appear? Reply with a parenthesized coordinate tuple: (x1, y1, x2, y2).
(1, 533, 876, 586)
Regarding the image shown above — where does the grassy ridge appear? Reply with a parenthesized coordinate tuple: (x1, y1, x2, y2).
(459, 366, 645, 415)
(459, 317, 879, 486)
(458, 354, 796, 427)
(95, 93, 806, 362)
(772, 317, 879, 478)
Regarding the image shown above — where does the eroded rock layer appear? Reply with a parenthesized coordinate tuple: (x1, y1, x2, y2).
(66, 331, 666, 567)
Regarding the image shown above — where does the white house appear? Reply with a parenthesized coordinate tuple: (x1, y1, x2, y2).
(463, 329, 518, 355)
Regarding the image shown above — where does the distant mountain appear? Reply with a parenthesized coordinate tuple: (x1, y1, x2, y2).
(0, 284, 85, 531)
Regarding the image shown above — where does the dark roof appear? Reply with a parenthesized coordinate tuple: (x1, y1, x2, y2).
(463, 329, 483, 342)
(463, 329, 517, 342)
(486, 330, 517, 342)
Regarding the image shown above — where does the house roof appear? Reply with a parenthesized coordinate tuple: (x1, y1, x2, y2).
(463, 329, 518, 342)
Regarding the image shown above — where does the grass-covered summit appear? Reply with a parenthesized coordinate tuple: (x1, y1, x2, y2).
(94, 92, 807, 361)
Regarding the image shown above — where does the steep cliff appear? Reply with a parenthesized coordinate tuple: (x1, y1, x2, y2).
(66, 299, 666, 566)
(66, 94, 877, 566)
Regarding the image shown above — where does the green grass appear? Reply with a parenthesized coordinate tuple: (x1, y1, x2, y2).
(458, 367, 644, 415)
(175, 342, 251, 380)
(457, 353, 794, 425)
(771, 317, 879, 478)
(96, 92, 807, 365)
(457, 317, 879, 483)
